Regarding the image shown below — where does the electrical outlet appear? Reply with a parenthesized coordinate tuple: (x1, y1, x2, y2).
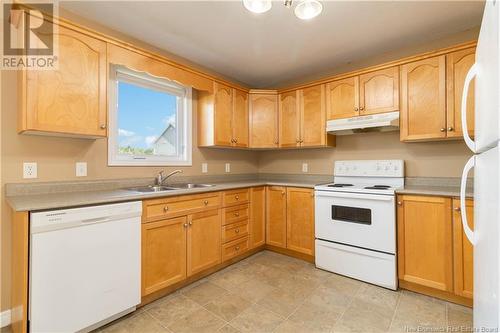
(23, 162, 37, 179)
(302, 163, 308, 173)
(202, 163, 208, 173)
(76, 162, 87, 177)
(225, 163, 231, 173)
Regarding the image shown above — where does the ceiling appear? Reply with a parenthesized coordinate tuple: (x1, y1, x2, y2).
(60, 1, 484, 88)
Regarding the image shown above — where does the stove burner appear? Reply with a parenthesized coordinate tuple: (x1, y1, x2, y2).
(328, 183, 354, 188)
(364, 185, 391, 190)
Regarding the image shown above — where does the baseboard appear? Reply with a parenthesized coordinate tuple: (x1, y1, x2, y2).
(0, 309, 11, 328)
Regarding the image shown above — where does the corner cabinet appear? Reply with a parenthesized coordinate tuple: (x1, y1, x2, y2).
(198, 82, 249, 147)
(266, 186, 287, 247)
(249, 91, 279, 148)
(19, 24, 107, 138)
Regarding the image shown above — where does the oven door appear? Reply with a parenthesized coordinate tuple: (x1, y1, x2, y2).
(315, 190, 395, 254)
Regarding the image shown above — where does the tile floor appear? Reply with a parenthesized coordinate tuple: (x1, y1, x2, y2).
(95, 251, 472, 333)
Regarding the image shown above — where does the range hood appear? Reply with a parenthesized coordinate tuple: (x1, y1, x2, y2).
(326, 111, 400, 135)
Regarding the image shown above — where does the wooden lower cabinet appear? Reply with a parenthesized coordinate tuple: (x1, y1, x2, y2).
(250, 187, 266, 248)
(142, 217, 188, 296)
(266, 186, 287, 248)
(187, 209, 221, 276)
(286, 187, 315, 255)
(397, 194, 474, 305)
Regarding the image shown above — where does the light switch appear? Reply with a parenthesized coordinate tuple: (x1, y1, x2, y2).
(302, 163, 308, 173)
(202, 163, 208, 173)
(23, 162, 37, 179)
(76, 162, 87, 177)
(225, 163, 231, 173)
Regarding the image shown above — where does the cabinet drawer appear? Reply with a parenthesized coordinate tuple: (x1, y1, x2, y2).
(222, 237, 249, 262)
(222, 220, 249, 244)
(223, 189, 250, 207)
(222, 204, 249, 225)
(143, 192, 221, 222)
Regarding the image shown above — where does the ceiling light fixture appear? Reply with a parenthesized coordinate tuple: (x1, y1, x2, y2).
(294, 0, 323, 20)
(243, 0, 272, 14)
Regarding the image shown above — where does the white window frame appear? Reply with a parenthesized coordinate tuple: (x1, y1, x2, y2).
(108, 65, 192, 166)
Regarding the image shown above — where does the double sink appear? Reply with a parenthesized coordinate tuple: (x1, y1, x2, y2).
(127, 183, 215, 193)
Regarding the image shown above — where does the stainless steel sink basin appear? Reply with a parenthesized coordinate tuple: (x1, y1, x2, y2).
(171, 183, 215, 189)
(127, 185, 179, 193)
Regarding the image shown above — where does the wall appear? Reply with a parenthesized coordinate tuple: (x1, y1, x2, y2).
(258, 132, 472, 177)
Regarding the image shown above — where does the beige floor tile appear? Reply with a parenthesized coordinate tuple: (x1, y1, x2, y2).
(274, 319, 331, 333)
(355, 284, 400, 312)
(229, 304, 284, 333)
(334, 297, 395, 333)
(286, 300, 340, 332)
(306, 276, 360, 315)
(218, 324, 241, 333)
(181, 281, 229, 306)
(256, 287, 305, 317)
(99, 311, 168, 333)
(147, 295, 202, 327)
(203, 292, 252, 322)
(168, 308, 226, 333)
(226, 276, 277, 303)
(447, 303, 473, 331)
(141, 291, 181, 311)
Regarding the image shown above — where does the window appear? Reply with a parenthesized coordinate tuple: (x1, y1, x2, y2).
(108, 65, 192, 166)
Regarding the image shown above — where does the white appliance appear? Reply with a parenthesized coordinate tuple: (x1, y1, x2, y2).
(326, 111, 399, 135)
(29, 201, 142, 333)
(460, 1, 500, 330)
(315, 160, 404, 290)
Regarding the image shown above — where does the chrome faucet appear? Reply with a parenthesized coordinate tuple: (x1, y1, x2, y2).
(156, 169, 183, 186)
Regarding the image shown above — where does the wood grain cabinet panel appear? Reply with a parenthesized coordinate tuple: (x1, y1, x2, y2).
(266, 186, 287, 248)
(214, 83, 234, 146)
(142, 217, 187, 296)
(233, 89, 249, 147)
(326, 77, 359, 120)
(397, 195, 453, 292)
(250, 187, 266, 248)
(20, 25, 107, 137)
(249, 93, 279, 148)
(187, 209, 221, 276)
(452, 198, 474, 299)
(300, 85, 329, 147)
(447, 48, 476, 139)
(279, 91, 300, 148)
(400, 56, 447, 141)
(286, 188, 314, 255)
(359, 67, 399, 115)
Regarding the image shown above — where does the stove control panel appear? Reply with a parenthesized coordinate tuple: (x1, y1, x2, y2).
(334, 160, 404, 177)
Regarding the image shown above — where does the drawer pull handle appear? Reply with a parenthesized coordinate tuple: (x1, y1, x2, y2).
(204, 200, 209, 205)
(454, 207, 461, 212)
(234, 212, 240, 217)
(189, 221, 193, 226)
(183, 223, 188, 228)
(235, 195, 239, 200)
(163, 206, 169, 212)
(235, 246, 240, 251)
(235, 229, 240, 233)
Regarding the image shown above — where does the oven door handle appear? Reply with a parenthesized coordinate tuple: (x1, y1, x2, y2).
(314, 191, 394, 201)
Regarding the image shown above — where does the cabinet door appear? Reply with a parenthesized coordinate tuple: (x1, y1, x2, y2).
(142, 217, 187, 296)
(326, 77, 359, 120)
(250, 94, 278, 148)
(232, 89, 249, 147)
(23, 25, 107, 137)
(279, 91, 300, 148)
(266, 186, 287, 248)
(359, 67, 399, 115)
(447, 48, 476, 139)
(187, 209, 221, 276)
(250, 187, 266, 248)
(452, 198, 474, 299)
(286, 188, 314, 255)
(300, 85, 326, 147)
(400, 56, 447, 141)
(214, 83, 234, 146)
(397, 195, 453, 292)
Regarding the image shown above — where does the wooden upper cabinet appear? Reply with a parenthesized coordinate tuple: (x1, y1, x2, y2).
(20, 25, 107, 137)
(214, 83, 234, 146)
(400, 56, 447, 141)
(397, 195, 453, 292)
(286, 188, 314, 256)
(249, 92, 279, 148)
(266, 186, 287, 248)
(359, 67, 399, 115)
(187, 209, 221, 276)
(142, 217, 187, 296)
(232, 89, 249, 147)
(326, 76, 359, 120)
(250, 187, 266, 248)
(301, 85, 331, 147)
(453, 198, 474, 299)
(279, 91, 300, 148)
(447, 48, 476, 139)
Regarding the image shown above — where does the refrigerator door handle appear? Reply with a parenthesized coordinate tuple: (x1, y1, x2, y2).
(461, 63, 478, 153)
(460, 155, 475, 245)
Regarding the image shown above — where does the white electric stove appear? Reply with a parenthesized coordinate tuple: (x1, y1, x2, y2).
(314, 160, 404, 290)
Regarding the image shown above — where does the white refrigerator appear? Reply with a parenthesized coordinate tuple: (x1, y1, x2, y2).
(460, 0, 500, 329)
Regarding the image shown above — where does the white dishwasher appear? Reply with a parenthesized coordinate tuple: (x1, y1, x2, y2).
(29, 201, 142, 333)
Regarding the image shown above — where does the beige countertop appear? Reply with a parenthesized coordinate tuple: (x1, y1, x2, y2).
(396, 185, 473, 198)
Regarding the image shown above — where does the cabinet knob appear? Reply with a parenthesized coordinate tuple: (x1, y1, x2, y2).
(163, 206, 169, 212)
(189, 221, 193, 226)
(234, 212, 240, 217)
(235, 246, 240, 251)
(454, 207, 461, 212)
(235, 229, 240, 233)
(440, 128, 446, 132)
(204, 200, 209, 205)
(274, 140, 279, 145)
(354, 107, 359, 111)
(183, 223, 188, 228)
(359, 107, 364, 111)
(234, 139, 238, 143)
(281, 191, 285, 196)
(448, 127, 454, 132)
(100, 124, 106, 130)
(397, 201, 402, 206)
(296, 139, 300, 143)
(235, 195, 239, 200)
